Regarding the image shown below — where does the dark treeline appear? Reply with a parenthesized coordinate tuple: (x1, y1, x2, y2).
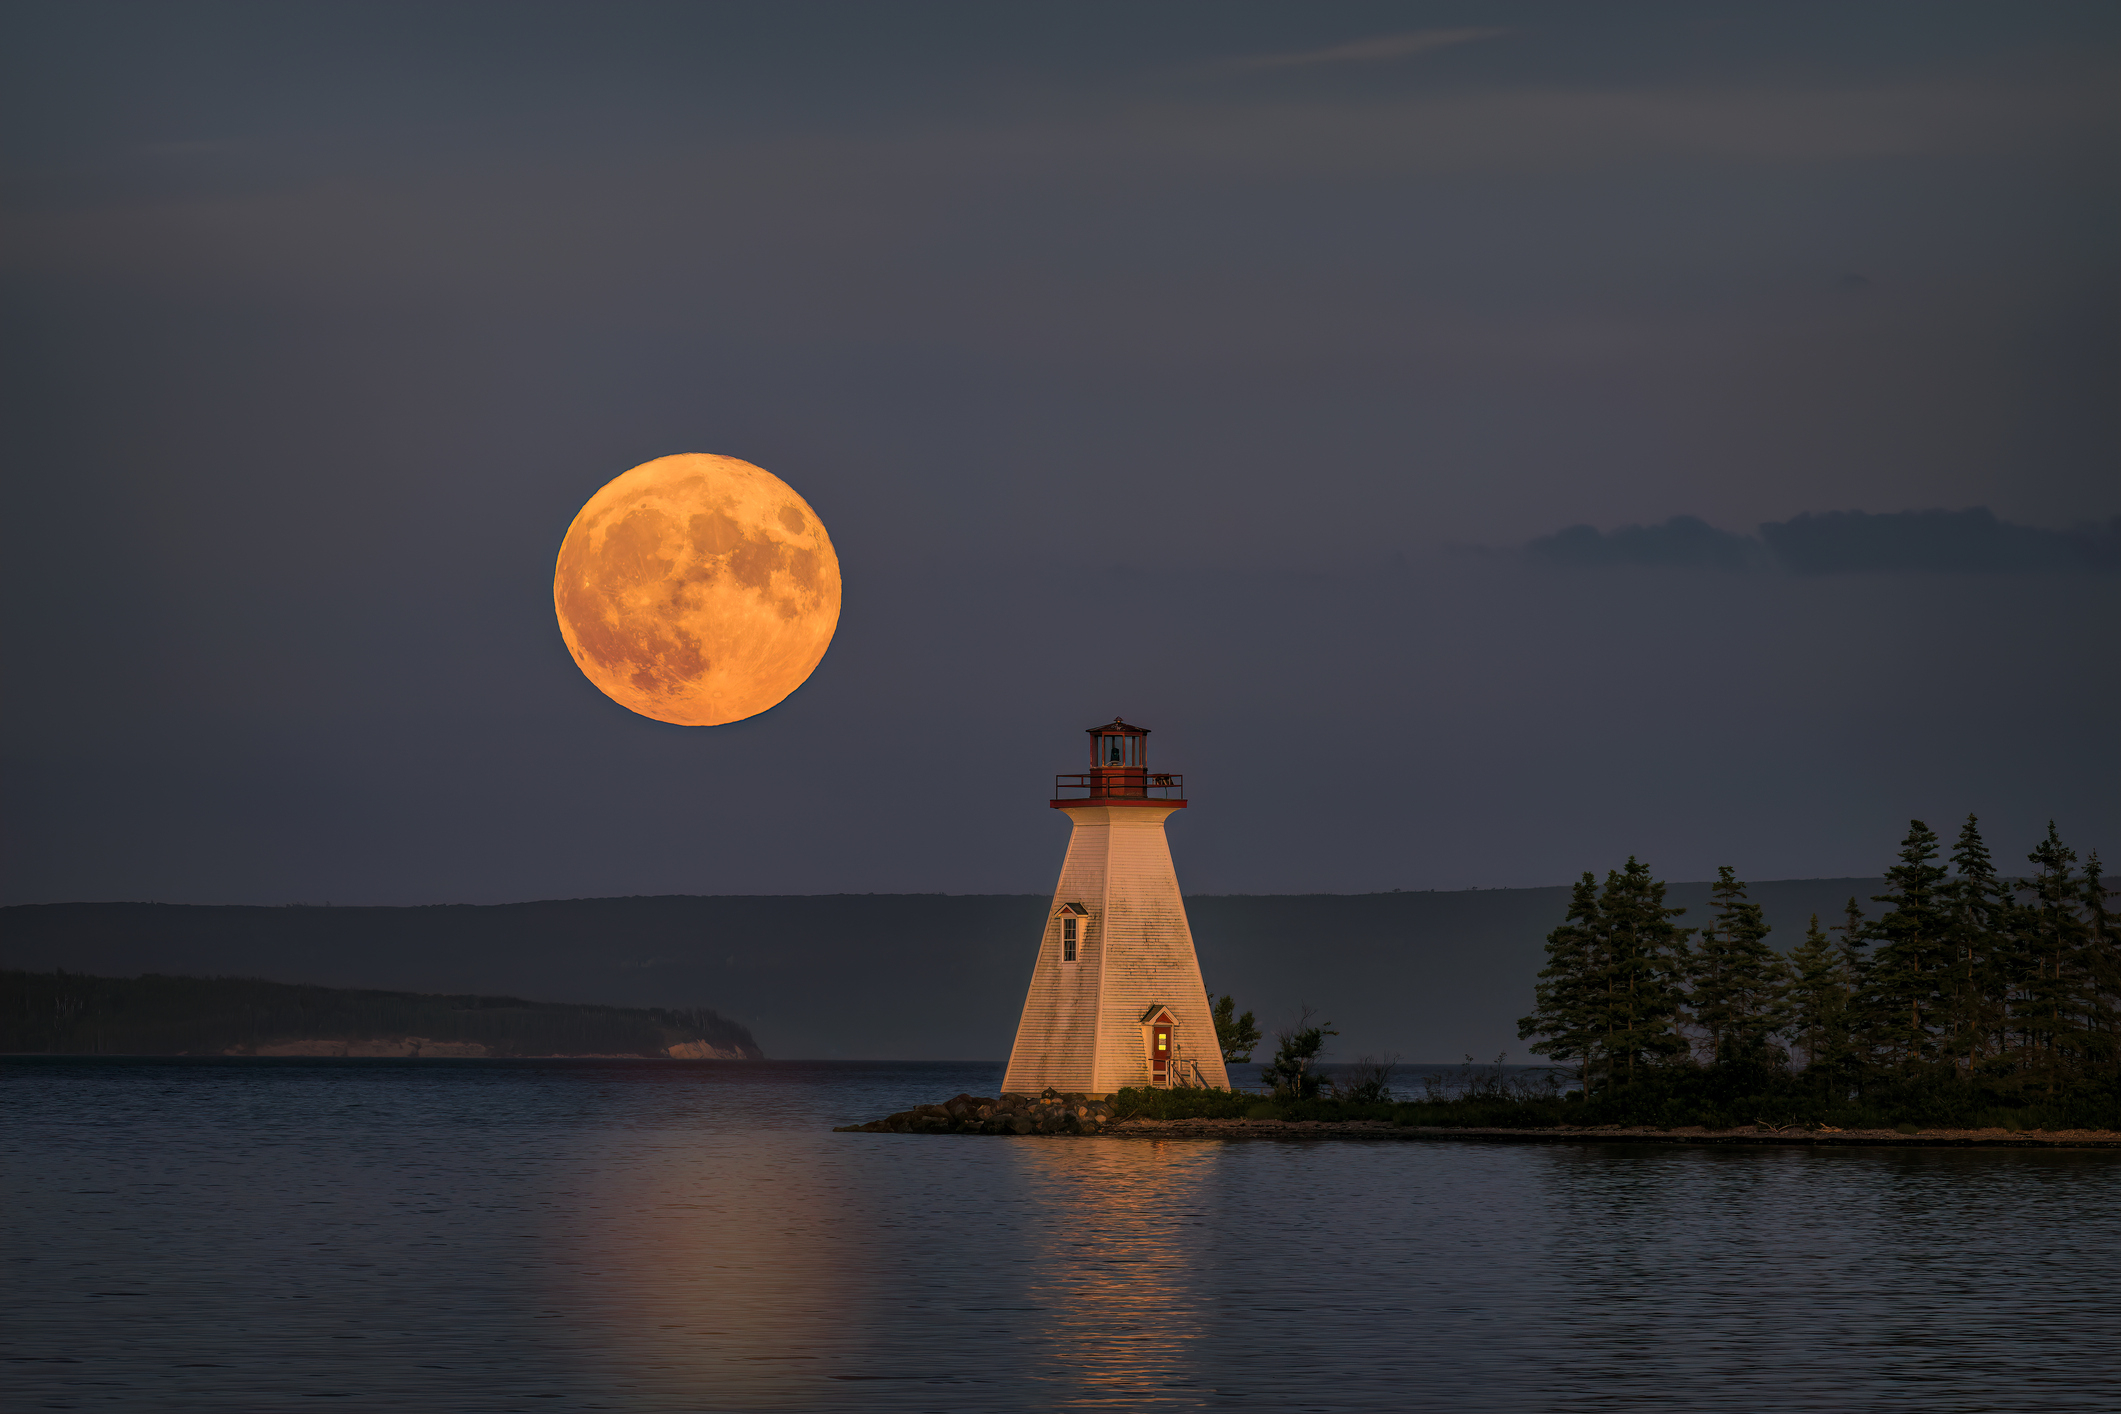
(1127, 816, 2117, 1131)
(1515, 817, 2118, 1129)
(1, 971, 763, 1058)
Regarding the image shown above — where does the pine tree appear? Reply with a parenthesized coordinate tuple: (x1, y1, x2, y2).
(2018, 823, 2095, 1078)
(2079, 854, 2119, 1073)
(1519, 862, 1691, 1093)
(1690, 866, 1791, 1063)
(1597, 857, 1694, 1085)
(1785, 913, 1854, 1078)
(1829, 897, 1871, 987)
(1211, 995, 1262, 1064)
(1514, 820, 2113, 1118)
(1828, 896, 1874, 1085)
(1943, 814, 2012, 1075)
(1519, 873, 1604, 1093)
(1861, 820, 1952, 1068)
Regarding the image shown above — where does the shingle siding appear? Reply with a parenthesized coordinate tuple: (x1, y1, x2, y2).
(1001, 805, 1232, 1096)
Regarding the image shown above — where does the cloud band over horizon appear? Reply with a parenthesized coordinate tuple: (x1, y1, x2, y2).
(1527, 508, 2121, 575)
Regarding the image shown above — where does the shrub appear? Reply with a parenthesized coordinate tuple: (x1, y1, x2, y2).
(1258, 1009, 1338, 1099)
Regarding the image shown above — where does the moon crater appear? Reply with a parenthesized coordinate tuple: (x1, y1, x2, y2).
(554, 454, 841, 725)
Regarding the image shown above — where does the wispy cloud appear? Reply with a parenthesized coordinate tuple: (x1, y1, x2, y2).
(1222, 27, 1511, 74)
(1527, 510, 2121, 574)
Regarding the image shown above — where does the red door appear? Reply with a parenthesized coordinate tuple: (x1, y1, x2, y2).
(1152, 1023, 1171, 1081)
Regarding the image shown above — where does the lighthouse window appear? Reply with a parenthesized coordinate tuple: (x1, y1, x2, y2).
(1061, 916, 1078, 962)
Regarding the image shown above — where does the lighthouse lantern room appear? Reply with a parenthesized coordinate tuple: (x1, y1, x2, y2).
(1001, 720, 1229, 1095)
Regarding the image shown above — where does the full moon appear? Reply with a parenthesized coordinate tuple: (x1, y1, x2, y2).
(553, 453, 841, 726)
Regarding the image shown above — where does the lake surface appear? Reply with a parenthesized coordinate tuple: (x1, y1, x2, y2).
(5, 1058, 2116, 1412)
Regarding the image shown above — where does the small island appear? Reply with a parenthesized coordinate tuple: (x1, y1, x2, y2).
(840, 816, 2120, 1143)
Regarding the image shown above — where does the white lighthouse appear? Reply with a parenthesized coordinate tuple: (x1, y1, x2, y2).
(1001, 719, 1231, 1096)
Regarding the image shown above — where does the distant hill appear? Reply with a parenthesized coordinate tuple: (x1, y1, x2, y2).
(0, 881, 1891, 1061)
(1, 971, 761, 1058)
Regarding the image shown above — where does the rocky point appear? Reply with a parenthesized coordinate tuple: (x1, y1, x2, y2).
(835, 1090, 1112, 1136)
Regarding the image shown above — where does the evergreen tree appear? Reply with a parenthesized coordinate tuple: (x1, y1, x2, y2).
(1211, 995, 1262, 1064)
(1830, 895, 1870, 975)
(1515, 822, 2113, 1125)
(1824, 896, 1879, 1090)
(2018, 823, 2095, 1077)
(1785, 913, 1854, 1077)
(1860, 821, 1952, 1068)
(1595, 857, 1694, 1085)
(2079, 854, 2119, 1072)
(1942, 814, 2012, 1074)
(1690, 866, 1791, 1063)
(1519, 873, 1603, 1093)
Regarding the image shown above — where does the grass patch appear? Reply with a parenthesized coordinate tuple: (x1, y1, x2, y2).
(1109, 1086, 1259, 1120)
(1108, 1063, 2121, 1132)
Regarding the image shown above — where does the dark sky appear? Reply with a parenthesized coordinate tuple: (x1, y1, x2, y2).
(4, 1, 2116, 907)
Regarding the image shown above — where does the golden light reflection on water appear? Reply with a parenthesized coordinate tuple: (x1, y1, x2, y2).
(544, 1134, 880, 1409)
(1002, 1139, 1228, 1402)
(550, 1133, 1235, 1409)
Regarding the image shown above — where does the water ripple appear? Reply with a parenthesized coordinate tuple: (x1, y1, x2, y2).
(4, 1058, 2115, 1412)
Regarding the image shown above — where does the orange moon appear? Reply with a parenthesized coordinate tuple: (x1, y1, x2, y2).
(553, 453, 841, 726)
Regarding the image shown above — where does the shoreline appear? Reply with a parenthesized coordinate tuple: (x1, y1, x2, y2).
(832, 1095, 2121, 1147)
(0, 1049, 762, 1061)
(1104, 1117, 2121, 1148)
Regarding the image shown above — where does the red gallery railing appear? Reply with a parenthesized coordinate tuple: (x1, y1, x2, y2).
(1052, 772, 1185, 801)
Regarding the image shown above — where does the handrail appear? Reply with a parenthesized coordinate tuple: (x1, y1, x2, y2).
(1053, 772, 1184, 800)
(1153, 1034, 1211, 1090)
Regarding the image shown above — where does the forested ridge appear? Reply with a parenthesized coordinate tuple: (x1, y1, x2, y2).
(1, 884, 1879, 1060)
(1506, 816, 2119, 1128)
(1, 972, 762, 1058)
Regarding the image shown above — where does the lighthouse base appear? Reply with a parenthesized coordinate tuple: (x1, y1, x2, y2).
(1002, 802, 1231, 1095)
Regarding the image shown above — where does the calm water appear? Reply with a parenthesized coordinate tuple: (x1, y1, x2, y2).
(5, 1059, 2116, 1413)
